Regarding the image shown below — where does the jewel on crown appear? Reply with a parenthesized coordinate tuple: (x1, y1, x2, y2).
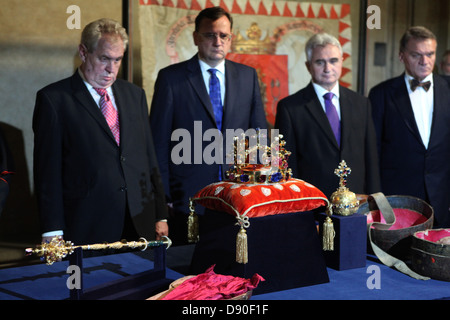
(225, 129, 292, 184)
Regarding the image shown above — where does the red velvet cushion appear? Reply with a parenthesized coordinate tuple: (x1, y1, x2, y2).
(192, 178, 328, 218)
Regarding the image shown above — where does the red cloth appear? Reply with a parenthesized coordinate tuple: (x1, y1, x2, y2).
(161, 265, 264, 300)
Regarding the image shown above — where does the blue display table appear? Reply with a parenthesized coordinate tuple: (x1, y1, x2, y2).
(0, 250, 182, 300)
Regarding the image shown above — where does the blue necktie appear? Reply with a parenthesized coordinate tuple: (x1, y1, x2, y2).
(208, 68, 223, 180)
(208, 69, 223, 131)
(323, 92, 340, 147)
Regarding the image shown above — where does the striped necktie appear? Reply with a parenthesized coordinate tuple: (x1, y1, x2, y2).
(94, 88, 120, 145)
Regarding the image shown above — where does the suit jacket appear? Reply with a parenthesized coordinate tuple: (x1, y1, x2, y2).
(275, 82, 381, 199)
(443, 75, 450, 86)
(150, 55, 267, 216)
(33, 71, 167, 244)
(369, 74, 450, 227)
(0, 127, 13, 215)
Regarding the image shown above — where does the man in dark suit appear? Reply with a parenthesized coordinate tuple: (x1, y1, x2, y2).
(275, 33, 380, 199)
(440, 49, 450, 76)
(369, 26, 450, 228)
(33, 18, 168, 245)
(0, 127, 13, 215)
(150, 7, 267, 245)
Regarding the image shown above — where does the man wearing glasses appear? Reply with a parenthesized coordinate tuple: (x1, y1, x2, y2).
(150, 7, 267, 245)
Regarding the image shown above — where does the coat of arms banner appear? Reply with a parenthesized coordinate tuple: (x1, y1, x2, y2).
(139, 0, 355, 126)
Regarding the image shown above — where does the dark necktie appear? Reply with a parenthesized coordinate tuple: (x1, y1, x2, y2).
(410, 79, 431, 92)
(208, 69, 223, 131)
(94, 88, 120, 145)
(323, 92, 340, 146)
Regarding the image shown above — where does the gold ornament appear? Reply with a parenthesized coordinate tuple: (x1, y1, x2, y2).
(225, 131, 292, 184)
(231, 22, 276, 55)
(25, 236, 172, 265)
(187, 198, 199, 243)
(330, 160, 360, 216)
(322, 204, 335, 251)
(236, 227, 248, 264)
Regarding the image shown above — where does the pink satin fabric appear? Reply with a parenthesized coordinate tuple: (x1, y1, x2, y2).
(415, 229, 450, 243)
(367, 208, 428, 230)
(161, 265, 264, 300)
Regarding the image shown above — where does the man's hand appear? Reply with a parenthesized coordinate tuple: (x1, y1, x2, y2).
(42, 235, 64, 244)
(155, 220, 169, 240)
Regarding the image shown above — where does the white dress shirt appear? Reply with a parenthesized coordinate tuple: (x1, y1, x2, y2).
(198, 59, 226, 106)
(79, 68, 118, 110)
(404, 73, 434, 149)
(312, 82, 341, 120)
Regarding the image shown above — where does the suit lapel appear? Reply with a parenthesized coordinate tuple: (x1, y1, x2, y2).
(222, 60, 237, 130)
(71, 71, 118, 144)
(339, 87, 353, 150)
(304, 83, 339, 148)
(428, 75, 448, 149)
(186, 55, 217, 127)
(111, 82, 128, 147)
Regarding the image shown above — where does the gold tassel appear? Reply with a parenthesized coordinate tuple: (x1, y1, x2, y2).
(322, 204, 335, 251)
(322, 216, 335, 251)
(187, 198, 199, 243)
(236, 227, 248, 264)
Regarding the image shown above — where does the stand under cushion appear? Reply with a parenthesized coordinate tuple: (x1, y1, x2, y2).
(317, 212, 367, 270)
(189, 209, 329, 294)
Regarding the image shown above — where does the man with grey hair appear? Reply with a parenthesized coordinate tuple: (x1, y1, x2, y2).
(33, 18, 168, 246)
(369, 26, 450, 228)
(275, 32, 380, 199)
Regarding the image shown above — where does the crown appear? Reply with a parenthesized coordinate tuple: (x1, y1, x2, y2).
(231, 22, 276, 55)
(225, 130, 292, 184)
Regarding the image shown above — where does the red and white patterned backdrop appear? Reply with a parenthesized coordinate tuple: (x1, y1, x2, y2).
(139, 0, 353, 125)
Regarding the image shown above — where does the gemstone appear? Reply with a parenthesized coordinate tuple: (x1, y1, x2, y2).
(240, 174, 249, 182)
(271, 172, 282, 182)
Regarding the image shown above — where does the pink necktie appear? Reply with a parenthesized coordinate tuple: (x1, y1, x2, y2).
(94, 88, 120, 145)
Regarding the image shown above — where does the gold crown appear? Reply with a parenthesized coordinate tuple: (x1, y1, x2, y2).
(225, 130, 292, 184)
(231, 22, 276, 55)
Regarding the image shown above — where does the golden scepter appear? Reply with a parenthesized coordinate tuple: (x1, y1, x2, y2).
(25, 236, 172, 265)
